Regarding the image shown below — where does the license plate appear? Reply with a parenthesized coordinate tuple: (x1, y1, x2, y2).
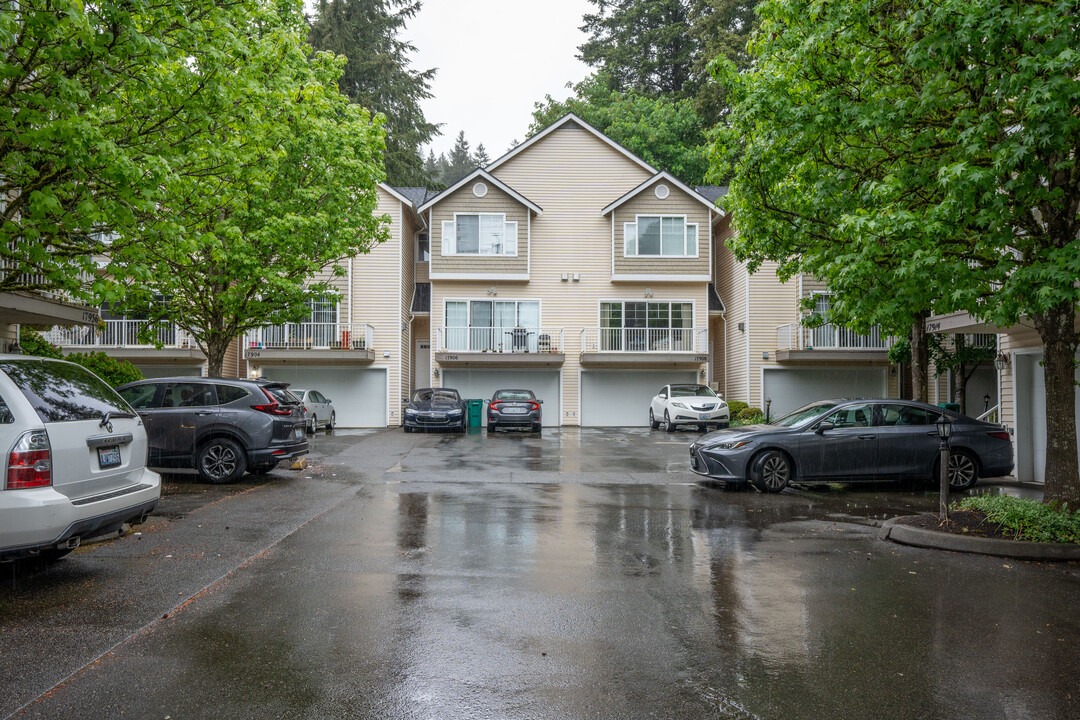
(699, 414, 711, 420)
(294, 428, 304, 439)
(504, 407, 526, 414)
(691, 456, 699, 469)
(97, 445, 121, 469)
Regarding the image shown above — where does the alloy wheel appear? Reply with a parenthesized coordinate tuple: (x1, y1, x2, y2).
(761, 455, 790, 490)
(202, 444, 237, 481)
(948, 453, 976, 488)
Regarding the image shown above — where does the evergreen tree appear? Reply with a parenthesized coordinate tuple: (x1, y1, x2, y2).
(690, 0, 761, 124)
(473, 143, 491, 168)
(308, 0, 439, 186)
(443, 131, 475, 185)
(579, 1, 697, 98)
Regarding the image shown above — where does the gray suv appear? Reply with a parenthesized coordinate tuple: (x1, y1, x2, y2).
(115, 378, 308, 483)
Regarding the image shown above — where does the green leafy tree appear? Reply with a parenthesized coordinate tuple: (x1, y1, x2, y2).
(532, 74, 710, 184)
(579, 1, 697, 98)
(308, 0, 438, 186)
(111, 1, 389, 378)
(889, 335, 996, 415)
(0, 0, 261, 300)
(712, 0, 1080, 503)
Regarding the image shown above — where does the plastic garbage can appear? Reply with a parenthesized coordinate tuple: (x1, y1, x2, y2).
(937, 402, 960, 413)
(466, 399, 485, 428)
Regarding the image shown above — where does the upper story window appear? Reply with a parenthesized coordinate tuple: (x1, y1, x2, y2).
(441, 213, 518, 256)
(624, 215, 697, 257)
(417, 233, 430, 262)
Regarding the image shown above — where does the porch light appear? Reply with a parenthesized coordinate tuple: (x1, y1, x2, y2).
(983, 394, 991, 412)
(994, 352, 1009, 371)
(644, 288, 653, 297)
(935, 414, 952, 441)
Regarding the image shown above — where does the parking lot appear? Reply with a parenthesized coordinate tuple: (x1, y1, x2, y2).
(3, 428, 1075, 720)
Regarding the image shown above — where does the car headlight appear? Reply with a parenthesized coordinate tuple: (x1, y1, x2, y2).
(448, 408, 462, 415)
(709, 440, 749, 450)
(405, 408, 418, 415)
(672, 401, 689, 409)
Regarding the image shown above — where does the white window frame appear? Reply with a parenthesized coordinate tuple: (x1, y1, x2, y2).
(598, 299, 696, 331)
(415, 232, 430, 263)
(441, 213, 518, 257)
(443, 298, 543, 352)
(623, 214, 698, 258)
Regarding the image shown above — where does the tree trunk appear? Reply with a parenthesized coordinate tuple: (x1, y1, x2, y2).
(203, 334, 233, 378)
(1034, 302, 1080, 506)
(910, 315, 930, 403)
(954, 334, 967, 415)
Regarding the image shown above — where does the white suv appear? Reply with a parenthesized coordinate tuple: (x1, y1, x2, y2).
(0, 355, 161, 562)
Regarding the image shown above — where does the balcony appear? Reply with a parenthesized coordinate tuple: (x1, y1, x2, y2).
(434, 327, 565, 368)
(579, 327, 708, 368)
(1, 260, 99, 327)
(775, 322, 892, 362)
(243, 322, 375, 364)
(42, 319, 204, 363)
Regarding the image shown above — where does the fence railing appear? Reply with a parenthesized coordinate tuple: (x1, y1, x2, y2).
(437, 327, 564, 354)
(776, 323, 891, 351)
(976, 405, 1000, 423)
(580, 327, 707, 354)
(43, 320, 196, 349)
(964, 333, 998, 349)
(244, 322, 373, 354)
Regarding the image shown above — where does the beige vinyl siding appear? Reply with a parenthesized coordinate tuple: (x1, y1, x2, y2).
(712, 217, 747, 401)
(414, 260, 429, 283)
(348, 186, 406, 425)
(613, 188, 710, 276)
(399, 206, 417, 406)
(429, 121, 706, 423)
(220, 338, 240, 378)
(746, 261, 799, 408)
(430, 182, 530, 276)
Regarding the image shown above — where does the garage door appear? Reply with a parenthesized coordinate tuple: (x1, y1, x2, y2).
(441, 370, 560, 427)
(136, 364, 203, 379)
(1017, 351, 1080, 484)
(762, 367, 887, 419)
(581, 370, 698, 427)
(259, 366, 387, 427)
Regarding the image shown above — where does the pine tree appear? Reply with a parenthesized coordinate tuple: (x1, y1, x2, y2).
(443, 131, 474, 185)
(308, 0, 439, 186)
(579, 1, 697, 98)
(689, 0, 762, 124)
(473, 143, 491, 167)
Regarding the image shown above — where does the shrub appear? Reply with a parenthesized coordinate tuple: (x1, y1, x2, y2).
(737, 406, 764, 421)
(956, 495, 1080, 544)
(18, 329, 63, 359)
(728, 400, 749, 416)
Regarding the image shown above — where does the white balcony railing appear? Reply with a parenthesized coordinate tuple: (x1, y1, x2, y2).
(964, 333, 997, 349)
(43, 320, 197, 349)
(436, 327, 564, 354)
(244, 322, 373, 354)
(776, 323, 892, 351)
(580, 327, 707, 354)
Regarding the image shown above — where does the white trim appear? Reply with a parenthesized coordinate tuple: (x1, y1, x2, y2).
(595, 298, 697, 330)
(429, 272, 531, 280)
(415, 229, 431, 264)
(445, 212, 518, 257)
(417, 168, 543, 215)
(527, 212, 531, 277)
(378, 183, 415, 208)
(473, 182, 488, 198)
(602, 171, 724, 216)
(610, 214, 615, 278)
(486, 113, 657, 175)
(622, 214, 698, 258)
(396, 200, 404, 425)
(385, 366, 391, 427)
(610, 274, 711, 282)
(745, 262, 751, 404)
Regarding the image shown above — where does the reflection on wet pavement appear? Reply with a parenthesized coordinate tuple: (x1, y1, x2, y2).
(20, 481, 1080, 720)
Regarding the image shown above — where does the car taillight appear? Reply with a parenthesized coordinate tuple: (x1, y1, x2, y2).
(252, 388, 294, 416)
(490, 401, 501, 409)
(7, 430, 52, 490)
(529, 402, 540, 411)
(988, 431, 1010, 441)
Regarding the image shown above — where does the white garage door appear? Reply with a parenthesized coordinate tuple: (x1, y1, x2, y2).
(581, 370, 698, 427)
(260, 366, 387, 427)
(1018, 351, 1080, 484)
(136, 364, 203, 379)
(441, 369, 560, 427)
(762, 367, 887, 419)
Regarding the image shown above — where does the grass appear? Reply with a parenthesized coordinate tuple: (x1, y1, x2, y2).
(955, 495, 1080, 544)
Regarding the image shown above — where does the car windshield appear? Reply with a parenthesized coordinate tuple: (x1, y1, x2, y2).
(493, 390, 535, 401)
(413, 389, 460, 403)
(1, 359, 133, 423)
(669, 385, 716, 398)
(772, 401, 839, 428)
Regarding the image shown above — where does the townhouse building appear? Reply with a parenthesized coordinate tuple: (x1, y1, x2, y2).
(2, 282, 100, 355)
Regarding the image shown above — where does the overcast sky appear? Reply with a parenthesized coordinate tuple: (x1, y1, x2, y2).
(405, 0, 594, 159)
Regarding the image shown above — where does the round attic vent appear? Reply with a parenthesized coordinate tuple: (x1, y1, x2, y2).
(473, 182, 488, 198)
(654, 184, 670, 199)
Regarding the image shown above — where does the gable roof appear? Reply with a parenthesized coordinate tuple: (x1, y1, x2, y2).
(392, 186, 438, 207)
(485, 113, 658, 175)
(601, 171, 725, 216)
(694, 186, 728, 204)
(416, 168, 543, 215)
(378, 183, 416, 207)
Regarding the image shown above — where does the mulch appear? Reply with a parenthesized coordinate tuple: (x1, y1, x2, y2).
(894, 508, 1023, 541)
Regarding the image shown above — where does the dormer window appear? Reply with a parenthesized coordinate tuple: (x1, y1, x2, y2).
(624, 215, 698, 257)
(441, 213, 518, 256)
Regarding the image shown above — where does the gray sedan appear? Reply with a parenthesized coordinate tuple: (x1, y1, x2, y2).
(690, 399, 1014, 492)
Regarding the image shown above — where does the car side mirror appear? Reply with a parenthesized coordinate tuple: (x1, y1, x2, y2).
(538, 399, 544, 404)
(659, 393, 667, 399)
(815, 421, 834, 434)
(324, 398, 332, 404)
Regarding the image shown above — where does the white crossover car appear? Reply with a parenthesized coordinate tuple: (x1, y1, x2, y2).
(292, 388, 336, 434)
(0, 355, 160, 562)
(649, 384, 730, 433)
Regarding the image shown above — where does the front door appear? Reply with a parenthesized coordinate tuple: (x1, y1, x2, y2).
(415, 341, 430, 390)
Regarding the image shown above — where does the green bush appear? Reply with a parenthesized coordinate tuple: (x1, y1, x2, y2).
(737, 406, 764, 421)
(20, 329, 143, 386)
(728, 400, 749, 416)
(956, 495, 1080, 544)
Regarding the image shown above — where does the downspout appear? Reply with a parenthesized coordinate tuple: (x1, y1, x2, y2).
(722, 311, 728, 400)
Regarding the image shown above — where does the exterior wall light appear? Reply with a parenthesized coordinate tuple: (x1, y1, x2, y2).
(994, 352, 1010, 371)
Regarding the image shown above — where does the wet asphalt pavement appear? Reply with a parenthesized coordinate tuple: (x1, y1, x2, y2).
(2, 427, 1079, 719)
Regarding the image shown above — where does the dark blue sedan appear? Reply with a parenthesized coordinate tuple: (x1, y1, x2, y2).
(403, 388, 467, 433)
(690, 399, 1013, 492)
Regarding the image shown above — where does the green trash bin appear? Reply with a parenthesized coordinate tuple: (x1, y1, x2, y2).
(466, 399, 485, 428)
(937, 402, 960, 413)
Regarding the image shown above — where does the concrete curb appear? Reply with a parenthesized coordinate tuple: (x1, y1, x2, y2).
(878, 516, 1080, 561)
